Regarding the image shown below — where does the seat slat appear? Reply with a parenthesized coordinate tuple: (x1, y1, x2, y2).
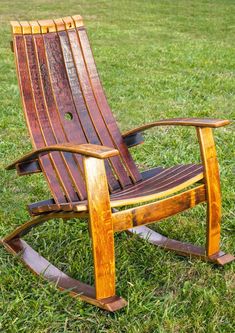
(112, 166, 204, 200)
(112, 164, 202, 197)
(29, 164, 204, 215)
(112, 165, 184, 197)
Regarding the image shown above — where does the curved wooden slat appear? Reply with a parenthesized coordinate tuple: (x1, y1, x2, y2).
(127, 226, 235, 266)
(57, 29, 120, 190)
(27, 167, 164, 215)
(34, 33, 87, 199)
(25, 34, 80, 202)
(14, 34, 66, 203)
(2, 238, 127, 312)
(67, 28, 132, 188)
(76, 25, 142, 183)
(123, 118, 231, 138)
(30, 164, 204, 214)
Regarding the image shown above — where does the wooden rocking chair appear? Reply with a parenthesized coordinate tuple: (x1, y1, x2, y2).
(2, 15, 234, 312)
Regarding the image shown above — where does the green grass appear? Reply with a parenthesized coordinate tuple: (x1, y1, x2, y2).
(0, 0, 235, 332)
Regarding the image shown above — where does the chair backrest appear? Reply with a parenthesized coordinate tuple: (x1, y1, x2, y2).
(11, 16, 142, 204)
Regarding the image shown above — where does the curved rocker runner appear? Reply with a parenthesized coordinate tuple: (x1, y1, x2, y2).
(1, 15, 234, 312)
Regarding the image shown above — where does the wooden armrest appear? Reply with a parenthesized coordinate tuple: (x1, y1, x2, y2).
(122, 118, 231, 138)
(6, 143, 119, 170)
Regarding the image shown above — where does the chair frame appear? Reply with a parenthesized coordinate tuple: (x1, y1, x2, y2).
(1, 16, 234, 312)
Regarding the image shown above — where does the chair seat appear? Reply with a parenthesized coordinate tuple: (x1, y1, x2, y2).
(30, 164, 204, 215)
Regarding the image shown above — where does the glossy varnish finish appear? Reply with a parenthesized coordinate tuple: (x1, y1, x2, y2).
(197, 127, 221, 256)
(2, 16, 234, 312)
(13, 18, 142, 203)
(84, 157, 115, 299)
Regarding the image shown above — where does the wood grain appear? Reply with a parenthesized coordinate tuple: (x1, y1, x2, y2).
(34, 33, 87, 199)
(58, 29, 120, 191)
(197, 127, 221, 256)
(123, 118, 230, 138)
(14, 34, 66, 203)
(77, 27, 142, 183)
(112, 185, 206, 232)
(84, 156, 116, 299)
(2, 238, 127, 312)
(29, 164, 204, 215)
(68, 28, 133, 188)
(6, 143, 119, 170)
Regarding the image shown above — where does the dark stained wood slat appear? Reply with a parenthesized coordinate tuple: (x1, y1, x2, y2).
(112, 164, 203, 198)
(43, 33, 93, 198)
(28, 167, 163, 215)
(25, 34, 79, 202)
(34, 34, 87, 200)
(30, 164, 204, 215)
(113, 167, 204, 200)
(141, 167, 165, 179)
(67, 29, 132, 189)
(77, 27, 142, 183)
(58, 30, 120, 191)
(123, 132, 144, 148)
(14, 35, 65, 203)
(111, 165, 185, 197)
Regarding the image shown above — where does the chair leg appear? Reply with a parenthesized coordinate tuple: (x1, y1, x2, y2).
(89, 214, 117, 300)
(197, 127, 234, 264)
(83, 157, 120, 300)
(128, 128, 234, 266)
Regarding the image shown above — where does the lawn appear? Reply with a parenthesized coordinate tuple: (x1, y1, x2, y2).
(0, 0, 234, 332)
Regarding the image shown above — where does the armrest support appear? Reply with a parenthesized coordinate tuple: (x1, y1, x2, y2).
(6, 143, 119, 171)
(122, 117, 230, 138)
(123, 132, 144, 148)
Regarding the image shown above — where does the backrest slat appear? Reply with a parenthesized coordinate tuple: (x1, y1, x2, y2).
(14, 35, 67, 203)
(77, 27, 142, 183)
(11, 16, 143, 204)
(33, 34, 87, 200)
(26, 34, 83, 202)
(67, 28, 133, 188)
(57, 30, 120, 190)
